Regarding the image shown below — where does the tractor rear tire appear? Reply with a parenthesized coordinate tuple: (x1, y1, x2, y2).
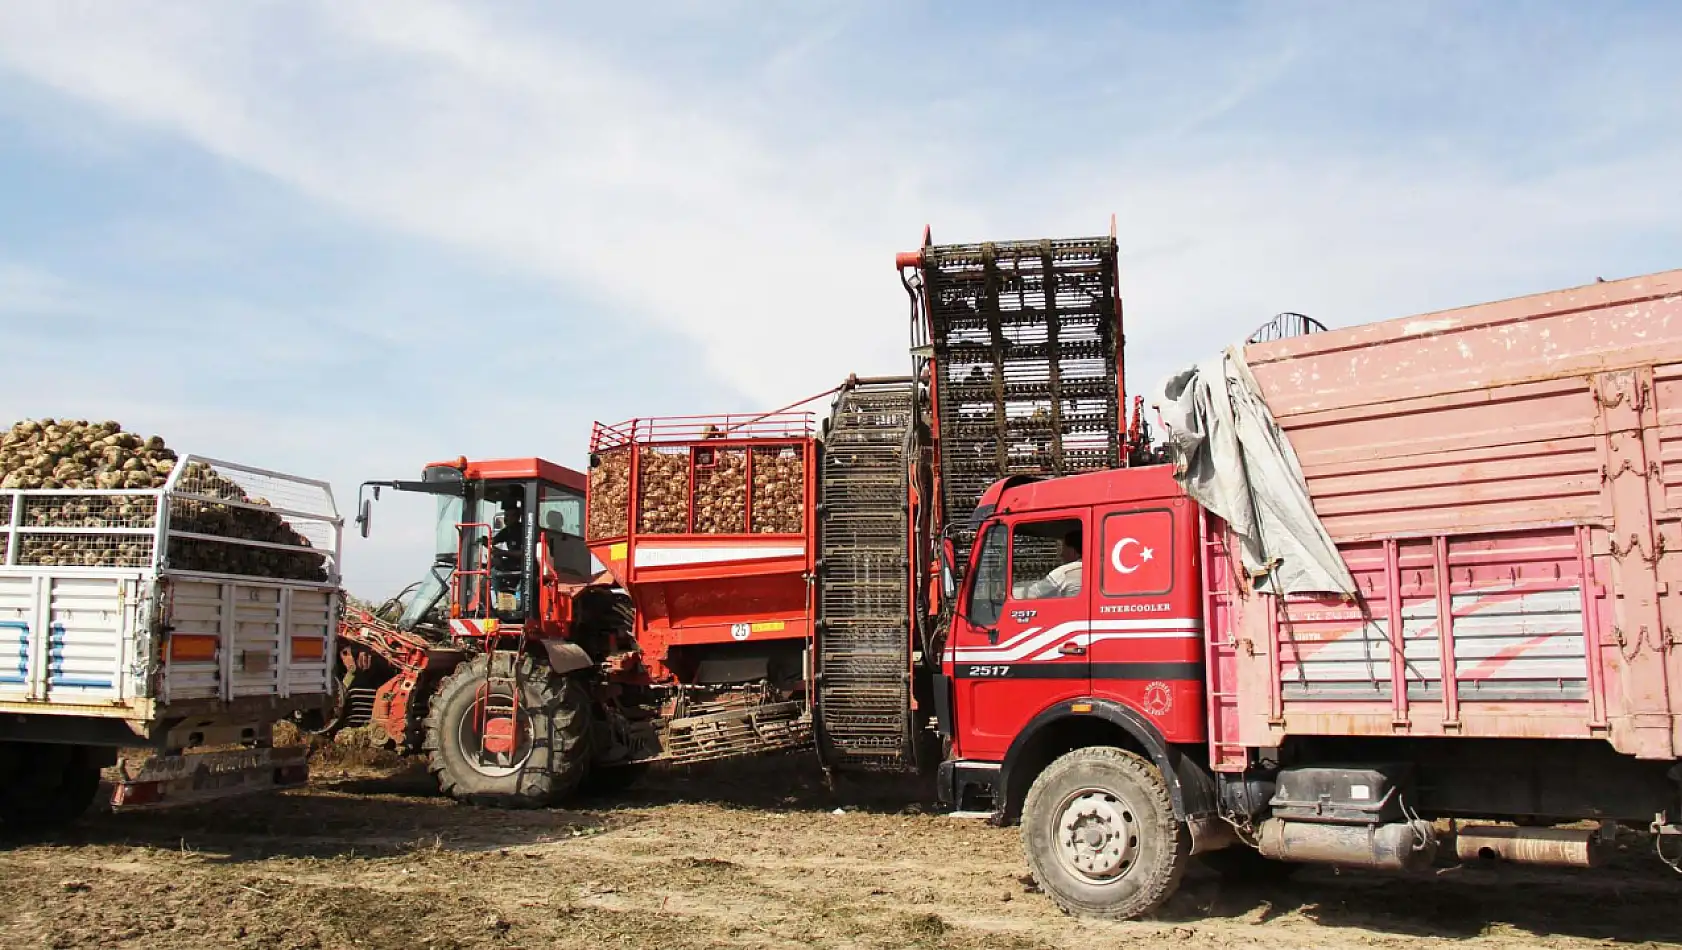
(423, 652, 591, 808)
(1021, 746, 1189, 921)
(0, 743, 103, 829)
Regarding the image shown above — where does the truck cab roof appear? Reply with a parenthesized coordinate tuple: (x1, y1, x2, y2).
(975, 463, 1184, 523)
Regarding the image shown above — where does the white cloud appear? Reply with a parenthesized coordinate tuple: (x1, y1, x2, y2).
(0, 1, 931, 404)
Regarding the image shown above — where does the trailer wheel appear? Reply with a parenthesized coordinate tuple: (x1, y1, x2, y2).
(423, 653, 591, 808)
(0, 743, 103, 829)
(1021, 746, 1188, 920)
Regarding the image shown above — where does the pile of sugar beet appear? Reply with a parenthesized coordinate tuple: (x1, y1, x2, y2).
(0, 419, 329, 581)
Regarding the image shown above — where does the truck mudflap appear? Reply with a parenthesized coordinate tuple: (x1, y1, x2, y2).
(109, 745, 309, 811)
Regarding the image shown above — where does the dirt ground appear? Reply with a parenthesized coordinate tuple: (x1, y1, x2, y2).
(2, 742, 1681, 950)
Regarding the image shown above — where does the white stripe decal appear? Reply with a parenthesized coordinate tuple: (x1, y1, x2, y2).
(979, 616, 1196, 653)
(1027, 630, 1200, 662)
(951, 618, 1202, 663)
(634, 545, 805, 568)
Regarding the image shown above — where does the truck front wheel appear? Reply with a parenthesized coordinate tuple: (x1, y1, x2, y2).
(422, 653, 591, 808)
(1021, 746, 1189, 920)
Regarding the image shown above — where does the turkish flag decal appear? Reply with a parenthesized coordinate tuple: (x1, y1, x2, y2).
(1100, 509, 1174, 595)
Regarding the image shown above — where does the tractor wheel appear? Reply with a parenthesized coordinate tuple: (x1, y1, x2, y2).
(0, 743, 104, 829)
(1021, 746, 1189, 921)
(580, 762, 649, 797)
(422, 652, 591, 808)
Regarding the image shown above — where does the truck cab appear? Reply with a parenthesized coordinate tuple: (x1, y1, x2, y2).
(940, 464, 1208, 791)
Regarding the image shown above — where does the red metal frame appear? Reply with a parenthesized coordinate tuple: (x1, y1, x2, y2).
(585, 411, 821, 683)
(452, 521, 493, 619)
(427, 457, 587, 493)
(590, 412, 814, 453)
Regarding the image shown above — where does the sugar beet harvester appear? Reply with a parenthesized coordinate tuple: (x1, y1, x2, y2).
(324, 233, 1144, 802)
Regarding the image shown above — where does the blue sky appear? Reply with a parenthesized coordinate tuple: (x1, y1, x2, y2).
(2, 1, 1679, 598)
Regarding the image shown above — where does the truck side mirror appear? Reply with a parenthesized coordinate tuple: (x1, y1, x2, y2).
(938, 538, 957, 604)
(357, 498, 373, 538)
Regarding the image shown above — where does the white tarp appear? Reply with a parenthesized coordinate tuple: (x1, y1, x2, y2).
(1154, 346, 1356, 597)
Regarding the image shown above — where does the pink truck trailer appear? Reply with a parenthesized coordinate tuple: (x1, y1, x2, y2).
(1138, 267, 1682, 888)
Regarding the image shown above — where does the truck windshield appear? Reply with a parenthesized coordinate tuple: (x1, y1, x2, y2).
(398, 494, 466, 630)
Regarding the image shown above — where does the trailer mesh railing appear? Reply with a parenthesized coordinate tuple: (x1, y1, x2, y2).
(0, 455, 341, 583)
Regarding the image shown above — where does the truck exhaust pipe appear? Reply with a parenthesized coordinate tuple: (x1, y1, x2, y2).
(1453, 825, 1606, 868)
(1256, 818, 1438, 872)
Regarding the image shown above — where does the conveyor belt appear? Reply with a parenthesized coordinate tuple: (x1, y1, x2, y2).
(814, 377, 918, 771)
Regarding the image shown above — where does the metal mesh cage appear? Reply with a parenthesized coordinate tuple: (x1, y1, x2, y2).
(750, 445, 805, 535)
(0, 455, 339, 581)
(162, 456, 337, 582)
(587, 447, 631, 540)
(18, 532, 154, 568)
(918, 235, 1122, 570)
(637, 447, 691, 534)
(21, 493, 157, 529)
(693, 447, 747, 534)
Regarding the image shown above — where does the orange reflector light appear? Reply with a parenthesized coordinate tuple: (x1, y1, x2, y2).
(290, 637, 325, 662)
(168, 635, 218, 663)
(1071, 702, 1094, 713)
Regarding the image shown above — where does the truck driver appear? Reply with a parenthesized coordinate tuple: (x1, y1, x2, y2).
(1014, 527, 1082, 600)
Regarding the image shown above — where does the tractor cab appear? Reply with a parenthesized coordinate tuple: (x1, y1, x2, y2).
(357, 457, 594, 635)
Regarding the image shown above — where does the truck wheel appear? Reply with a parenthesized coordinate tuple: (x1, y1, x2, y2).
(1021, 746, 1189, 920)
(422, 653, 590, 808)
(0, 743, 103, 829)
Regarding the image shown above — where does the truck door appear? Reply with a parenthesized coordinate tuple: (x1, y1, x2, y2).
(950, 511, 1091, 760)
(1090, 500, 1205, 741)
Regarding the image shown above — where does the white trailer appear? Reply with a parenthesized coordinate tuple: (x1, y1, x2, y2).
(0, 455, 342, 824)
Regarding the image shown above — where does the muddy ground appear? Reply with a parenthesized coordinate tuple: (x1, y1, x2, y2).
(2, 742, 1680, 950)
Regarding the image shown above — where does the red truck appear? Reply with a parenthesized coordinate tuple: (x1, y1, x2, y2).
(932, 266, 1682, 917)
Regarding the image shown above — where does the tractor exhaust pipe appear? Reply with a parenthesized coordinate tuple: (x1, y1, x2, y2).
(1453, 825, 1606, 868)
(1256, 818, 1439, 872)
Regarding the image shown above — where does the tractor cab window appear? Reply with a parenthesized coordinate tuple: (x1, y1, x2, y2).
(539, 485, 583, 536)
(539, 483, 591, 579)
(966, 523, 1008, 628)
(397, 493, 465, 630)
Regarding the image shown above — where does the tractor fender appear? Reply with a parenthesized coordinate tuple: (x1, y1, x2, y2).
(538, 641, 594, 677)
(999, 698, 1217, 823)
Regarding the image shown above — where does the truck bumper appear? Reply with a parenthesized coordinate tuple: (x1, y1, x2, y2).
(109, 745, 309, 811)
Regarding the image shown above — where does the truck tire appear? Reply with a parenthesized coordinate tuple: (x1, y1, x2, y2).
(1021, 746, 1189, 920)
(422, 652, 590, 808)
(0, 743, 103, 829)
